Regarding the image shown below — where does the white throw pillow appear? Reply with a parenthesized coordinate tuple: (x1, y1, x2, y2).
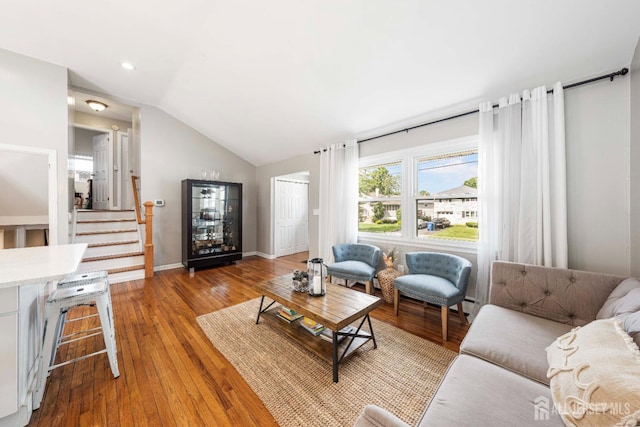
(546, 318, 640, 427)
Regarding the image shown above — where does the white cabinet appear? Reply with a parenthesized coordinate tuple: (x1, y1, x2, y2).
(0, 244, 86, 427)
(0, 310, 18, 418)
(0, 285, 42, 426)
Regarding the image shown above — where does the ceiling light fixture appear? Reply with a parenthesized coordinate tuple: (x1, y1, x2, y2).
(86, 100, 108, 112)
(121, 62, 136, 70)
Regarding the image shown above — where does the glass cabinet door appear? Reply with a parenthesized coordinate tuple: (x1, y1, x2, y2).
(190, 182, 240, 257)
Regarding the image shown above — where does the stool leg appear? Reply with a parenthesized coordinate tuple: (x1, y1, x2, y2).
(96, 293, 120, 378)
(35, 302, 61, 409)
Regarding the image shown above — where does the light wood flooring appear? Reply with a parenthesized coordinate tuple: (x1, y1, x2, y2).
(29, 253, 469, 426)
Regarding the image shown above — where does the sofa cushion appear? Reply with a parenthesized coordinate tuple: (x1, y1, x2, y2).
(596, 277, 640, 347)
(460, 304, 572, 385)
(418, 355, 565, 427)
(546, 318, 640, 427)
(490, 261, 626, 326)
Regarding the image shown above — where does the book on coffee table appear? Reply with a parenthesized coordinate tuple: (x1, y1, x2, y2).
(319, 325, 356, 343)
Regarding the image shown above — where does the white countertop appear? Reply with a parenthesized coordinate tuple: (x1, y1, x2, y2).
(0, 244, 87, 288)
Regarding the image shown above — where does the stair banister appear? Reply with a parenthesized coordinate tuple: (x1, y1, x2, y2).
(131, 175, 154, 278)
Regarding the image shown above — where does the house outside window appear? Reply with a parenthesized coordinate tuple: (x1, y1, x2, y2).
(358, 160, 402, 236)
(359, 136, 478, 249)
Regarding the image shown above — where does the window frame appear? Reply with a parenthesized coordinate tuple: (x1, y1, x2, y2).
(358, 135, 478, 254)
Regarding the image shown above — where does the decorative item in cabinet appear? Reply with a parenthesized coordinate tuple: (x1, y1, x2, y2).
(182, 179, 242, 270)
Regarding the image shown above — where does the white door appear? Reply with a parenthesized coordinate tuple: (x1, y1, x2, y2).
(275, 179, 309, 257)
(92, 133, 110, 210)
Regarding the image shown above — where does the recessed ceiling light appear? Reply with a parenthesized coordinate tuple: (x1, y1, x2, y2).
(121, 62, 136, 70)
(86, 100, 108, 112)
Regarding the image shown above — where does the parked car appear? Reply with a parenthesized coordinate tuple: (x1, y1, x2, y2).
(432, 218, 451, 229)
(417, 219, 427, 229)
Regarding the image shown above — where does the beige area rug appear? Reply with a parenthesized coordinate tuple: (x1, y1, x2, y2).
(196, 298, 456, 427)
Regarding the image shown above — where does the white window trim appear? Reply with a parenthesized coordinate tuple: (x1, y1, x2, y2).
(358, 135, 478, 254)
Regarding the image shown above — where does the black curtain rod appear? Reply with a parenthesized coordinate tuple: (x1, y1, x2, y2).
(314, 67, 629, 153)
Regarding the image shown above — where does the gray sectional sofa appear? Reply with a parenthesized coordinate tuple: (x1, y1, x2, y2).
(355, 260, 638, 427)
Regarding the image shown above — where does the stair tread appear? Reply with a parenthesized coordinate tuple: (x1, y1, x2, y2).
(83, 252, 144, 262)
(77, 209, 135, 212)
(77, 229, 138, 236)
(78, 219, 137, 224)
(87, 240, 140, 248)
(107, 265, 145, 274)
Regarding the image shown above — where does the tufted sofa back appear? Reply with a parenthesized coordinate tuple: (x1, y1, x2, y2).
(405, 252, 472, 294)
(332, 243, 381, 269)
(490, 261, 627, 326)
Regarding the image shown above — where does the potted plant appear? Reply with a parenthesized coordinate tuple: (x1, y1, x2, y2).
(378, 249, 400, 304)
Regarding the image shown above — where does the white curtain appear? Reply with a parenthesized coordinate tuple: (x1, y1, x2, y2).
(473, 83, 568, 316)
(318, 140, 359, 264)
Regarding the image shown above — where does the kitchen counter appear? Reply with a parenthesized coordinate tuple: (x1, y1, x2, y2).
(0, 243, 87, 288)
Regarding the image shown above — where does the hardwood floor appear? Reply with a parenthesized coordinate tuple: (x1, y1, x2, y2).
(29, 253, 469, 426)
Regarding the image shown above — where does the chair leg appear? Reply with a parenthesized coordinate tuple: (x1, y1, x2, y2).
(394, 289, 400, 315)
(457, 302, 468, 324)
(327, 275, 332, 284)
(365, 280, 372, 295)
(441, 306, 449, 341)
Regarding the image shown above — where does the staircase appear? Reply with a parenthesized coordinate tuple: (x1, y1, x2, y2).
(73, 209, 146, 283)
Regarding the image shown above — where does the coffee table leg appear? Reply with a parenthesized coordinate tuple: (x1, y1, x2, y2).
(256, 296, 265, 324)
(332, 332, 339, 383)
(366, 314, 377, 349)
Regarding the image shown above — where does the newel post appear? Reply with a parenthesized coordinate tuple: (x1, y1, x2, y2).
(144, 201, 154, 278)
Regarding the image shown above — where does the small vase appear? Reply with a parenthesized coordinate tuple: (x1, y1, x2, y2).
(377, 267, 400, 304)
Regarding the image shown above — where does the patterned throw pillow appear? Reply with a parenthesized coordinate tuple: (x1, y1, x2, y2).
(546, 318, 640, 427)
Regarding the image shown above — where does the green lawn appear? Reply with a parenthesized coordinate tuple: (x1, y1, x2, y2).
(358, 223, 401, 233)
(431, 225, 478, 241)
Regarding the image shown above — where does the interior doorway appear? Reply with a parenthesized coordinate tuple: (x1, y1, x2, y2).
(273, 172, 310, 258)
(69, 91, 137, 211)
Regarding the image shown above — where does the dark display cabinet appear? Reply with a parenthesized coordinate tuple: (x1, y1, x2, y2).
(182, 179, 242, 270)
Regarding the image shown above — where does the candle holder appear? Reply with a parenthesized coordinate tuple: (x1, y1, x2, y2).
(307, 258, 326, 297)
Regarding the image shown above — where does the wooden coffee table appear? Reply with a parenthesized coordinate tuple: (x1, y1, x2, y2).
(254, 274, 383, 382)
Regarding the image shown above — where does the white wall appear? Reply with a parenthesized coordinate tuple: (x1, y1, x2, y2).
(74, 111, 132, 133)
(0, 48, 69, 242)
(565, 77, 630, 275)
(139, 105, 257, 267)
(630, 38, 640, 277)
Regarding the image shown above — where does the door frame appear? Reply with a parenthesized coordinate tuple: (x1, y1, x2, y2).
(271, 172, 310, 258)
(74, 124, 117, 210)
(0, 144, 58, 245)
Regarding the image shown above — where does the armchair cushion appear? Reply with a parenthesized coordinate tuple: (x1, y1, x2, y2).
(327, 260, 377, 282)
(406, 252, 472, 295)
(327, 243, 381, 283)
(394, 274, 463, 307)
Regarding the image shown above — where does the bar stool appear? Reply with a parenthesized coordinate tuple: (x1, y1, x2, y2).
(42, 274, 120, 379)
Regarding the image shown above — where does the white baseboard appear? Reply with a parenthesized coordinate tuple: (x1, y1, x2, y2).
(242, 251, 258, 258)
(154, 263, 184, 272)
(254, 252, 276, 259)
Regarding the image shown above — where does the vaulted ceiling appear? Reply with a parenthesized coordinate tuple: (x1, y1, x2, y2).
(1, 1, 639, 166)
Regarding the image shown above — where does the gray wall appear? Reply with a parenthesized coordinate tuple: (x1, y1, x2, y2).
(139, 105, 257, 267)
(630, 38, 640, 277)
(0, 48, 69, 243)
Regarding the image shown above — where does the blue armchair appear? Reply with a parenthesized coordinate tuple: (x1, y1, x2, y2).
(326, 243, 381, 294)
(393, 252, 472, 341)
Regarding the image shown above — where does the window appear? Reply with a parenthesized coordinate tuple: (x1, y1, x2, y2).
(359, 136, 479, 247)
(358, 161, 402, 235)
